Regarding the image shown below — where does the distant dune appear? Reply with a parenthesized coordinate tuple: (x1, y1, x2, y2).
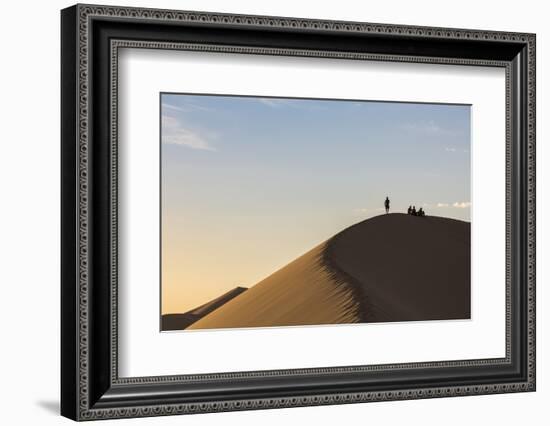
(162, 286, 247, 331)
(165, 213, 470, 331)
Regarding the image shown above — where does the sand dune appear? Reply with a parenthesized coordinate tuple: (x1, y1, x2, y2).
(187, 242, 360, 329)
(327, 213, 470, 322)
(170, 213, 470, 331)
(162, 286, 247, 331)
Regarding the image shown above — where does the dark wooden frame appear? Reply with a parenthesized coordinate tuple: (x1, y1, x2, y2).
(61, 4, 536, 421)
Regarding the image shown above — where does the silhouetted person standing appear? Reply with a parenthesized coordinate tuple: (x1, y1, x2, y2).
(407, 205, 412, 215)
(384, 196, 390, 214)
(411, 206, 417, 216)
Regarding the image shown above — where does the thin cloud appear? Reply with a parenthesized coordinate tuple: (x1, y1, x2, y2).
(256, 97, 327, 111)
(423, 201, 471, 209)
(257, 98, 288, 108)
(161, 114, 217, 151)
(403, 120, 455, 136)
(163, 128, 216, 151)
(453, 201, 471, 208)
(161, 102, 213, 113)
(161, 115, 178, 127)
(445, 147, 470, 153)
(430, 201, 472, 209)
(162, 103, 186, 112)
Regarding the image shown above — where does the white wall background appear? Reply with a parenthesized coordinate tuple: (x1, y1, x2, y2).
(0, 0, 546, 424)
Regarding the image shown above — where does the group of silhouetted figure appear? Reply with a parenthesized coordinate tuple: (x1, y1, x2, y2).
(407, 205, 426, 217)
(384, 196, 426, 217)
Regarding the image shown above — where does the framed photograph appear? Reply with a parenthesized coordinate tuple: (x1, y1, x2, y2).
(61, 4, 536, 421)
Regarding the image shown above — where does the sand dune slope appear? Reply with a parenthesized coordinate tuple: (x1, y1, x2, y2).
(185, 213, 470, 330)
(162, 286, 247, 330)
(187, 242, 360, 329)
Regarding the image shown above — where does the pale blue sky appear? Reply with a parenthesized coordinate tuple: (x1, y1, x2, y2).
(161, 93, 471, 313)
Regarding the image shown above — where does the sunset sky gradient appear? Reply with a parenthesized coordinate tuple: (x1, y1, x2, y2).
(161, 94, 471, 314)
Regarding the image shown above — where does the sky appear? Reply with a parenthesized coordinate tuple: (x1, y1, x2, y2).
(161, 93, 471, 314)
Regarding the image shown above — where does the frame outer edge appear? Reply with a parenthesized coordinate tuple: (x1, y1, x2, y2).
(67, 4, 536, 421)
(61, 4, 80, 422)
(76, 2, 91, 420)
(527, 33, 536, 390)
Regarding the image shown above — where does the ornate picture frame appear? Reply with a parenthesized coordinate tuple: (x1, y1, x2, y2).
(61, 4, 535, 421)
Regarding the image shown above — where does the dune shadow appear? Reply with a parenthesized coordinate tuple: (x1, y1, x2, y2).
(36, 400, 59, 415)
